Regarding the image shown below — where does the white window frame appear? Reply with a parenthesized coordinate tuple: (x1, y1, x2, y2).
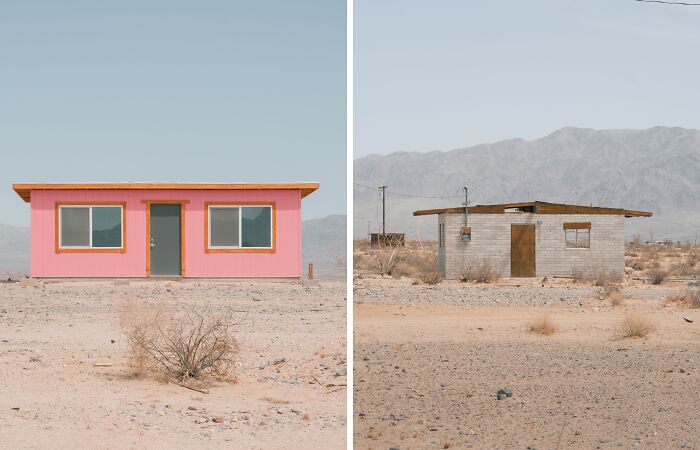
(58, 205, 124, 249)
(207, 204, 273, 250)
(565, 228, 590, 249)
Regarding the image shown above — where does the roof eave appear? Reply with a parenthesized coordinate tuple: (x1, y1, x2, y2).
(12, 182, 320, 203)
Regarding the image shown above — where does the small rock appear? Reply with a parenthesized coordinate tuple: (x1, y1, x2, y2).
(29, 357, 41, 363)
(496, 393, 507, 400)
(110, 339, 116, 344)
(188, 406, 198, 411)
(497, 388, 513, 398)
(11, 407, 19, 411)
(212, 417, 224, 423)
(334, 367, 347, 377)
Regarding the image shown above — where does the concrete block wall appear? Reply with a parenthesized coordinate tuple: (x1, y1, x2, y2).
(440, 213, 625, 279)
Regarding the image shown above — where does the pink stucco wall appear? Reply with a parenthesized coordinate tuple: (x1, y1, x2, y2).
(30, 189, 302, 277)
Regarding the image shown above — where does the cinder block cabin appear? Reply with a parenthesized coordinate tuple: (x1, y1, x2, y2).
(12, 182, 319, 278)
(414, 201, 651, 279)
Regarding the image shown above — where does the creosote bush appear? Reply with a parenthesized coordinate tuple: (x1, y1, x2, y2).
(121, 300, 239, 382)
(527, 315, 558, 336)
(621, 313, 656, 338)
(460, 259, 500, 283)
(647, 269, 667, 285)
(609, 292, 625, 307)
(666, 287, 700, 308)
(419, 271, 443, 285)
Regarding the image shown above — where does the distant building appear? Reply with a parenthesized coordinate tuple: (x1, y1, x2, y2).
(13, 182, 319, 278)
(414, 201, 651, 279)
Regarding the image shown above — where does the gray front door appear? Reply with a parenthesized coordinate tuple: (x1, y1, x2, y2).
(150, 204, 181, 276)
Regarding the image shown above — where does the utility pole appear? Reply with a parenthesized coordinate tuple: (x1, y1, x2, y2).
(463, 186, 469, 226)
(378, 185, 387, 236)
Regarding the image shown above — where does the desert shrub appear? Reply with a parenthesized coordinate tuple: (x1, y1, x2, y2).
(647, 269, 667, 285)
(527, 315, 558, 335)
(460, 259, 500, 283)
(609, 292, 625, 307)
(122, 301, 239, 381)
(669, 262, 695, 277)
(353, 240, 438, 278)
(621, 313, 656, 338)
(418, 271, 443, 285)
(593, 270, 622, 287)
(666, 287, 700, 308)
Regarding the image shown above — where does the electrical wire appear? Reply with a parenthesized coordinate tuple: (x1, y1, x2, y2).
(635, 0, 700, 5)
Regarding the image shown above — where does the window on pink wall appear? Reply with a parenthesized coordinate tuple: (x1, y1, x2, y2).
(55, 202, 127, 253)
(204, 202, 276, 253)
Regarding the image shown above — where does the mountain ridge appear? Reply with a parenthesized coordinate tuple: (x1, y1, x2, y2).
(354, 126, 700, 241)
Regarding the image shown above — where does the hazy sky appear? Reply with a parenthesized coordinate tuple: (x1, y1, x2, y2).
(0, 1, 346, 226)
(355, 0, 700, 157)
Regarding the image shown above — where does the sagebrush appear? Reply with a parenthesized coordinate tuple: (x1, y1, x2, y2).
(621, 313, 655, 338)
(461, 259, 500, 283)
(120, 299, 239, 381)
(527, 315, 558, 336)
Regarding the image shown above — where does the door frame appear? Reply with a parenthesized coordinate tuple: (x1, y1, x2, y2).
(142, 200, 189, 277)
(510, 223, 536, 277)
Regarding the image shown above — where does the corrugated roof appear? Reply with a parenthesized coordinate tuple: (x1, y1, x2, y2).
(413, 201, 652, 218)
(12, 182, 319, 203)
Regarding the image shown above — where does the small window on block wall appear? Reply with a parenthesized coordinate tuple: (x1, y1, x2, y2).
(564, 222, 591, 249)
(439, 223, 445, 248)
(57, 203, 126, 252)
(206, 203, 275, 252)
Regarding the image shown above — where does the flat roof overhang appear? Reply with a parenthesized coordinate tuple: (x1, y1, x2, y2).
(413, 201, 652, 218)
(12, 182, 320, 203)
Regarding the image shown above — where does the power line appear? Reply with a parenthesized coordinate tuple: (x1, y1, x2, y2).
(634, 0, 700, 5)
(352, 182, 462, 199)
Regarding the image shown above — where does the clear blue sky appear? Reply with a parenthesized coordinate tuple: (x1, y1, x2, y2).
(355, 0, 700, 157)
(0, 1, 346, 226)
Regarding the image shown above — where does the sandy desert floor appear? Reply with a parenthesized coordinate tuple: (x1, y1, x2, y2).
(354, 277, 700, 450)
(0, 279, 346, 450)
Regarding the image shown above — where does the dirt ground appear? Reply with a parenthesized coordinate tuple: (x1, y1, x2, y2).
(0, 279, 346, 450)
(354, 277, 700, 450)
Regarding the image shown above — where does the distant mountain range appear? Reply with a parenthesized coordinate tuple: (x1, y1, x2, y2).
(0, 215, 346, 279)
(354, 127, 700, 241)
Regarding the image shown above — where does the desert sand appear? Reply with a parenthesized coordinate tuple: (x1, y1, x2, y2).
(354, 277, 699, 449)
(0, 279, 346, 449)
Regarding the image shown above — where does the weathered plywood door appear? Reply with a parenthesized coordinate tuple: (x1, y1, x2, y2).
(511, 224, 535, 277)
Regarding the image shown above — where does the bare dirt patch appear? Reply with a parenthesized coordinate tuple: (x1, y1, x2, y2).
(353, 277, 700, 449)
(0, 279, 346, 449)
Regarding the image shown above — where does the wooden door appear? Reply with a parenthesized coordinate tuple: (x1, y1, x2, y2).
(511, 224, 535, 277)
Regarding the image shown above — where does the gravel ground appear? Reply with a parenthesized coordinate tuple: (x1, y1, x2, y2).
(354, 278, 700, 450)
(0, 279, 346, 449)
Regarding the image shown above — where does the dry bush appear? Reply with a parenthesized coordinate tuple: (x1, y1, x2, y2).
(609, 292, 626, 307)
(593, 270, 622, 287)
(647, 269, 667, 285)
(417, 271, 443, 285)
(460, 259, 500, 283)
(599, 282, 621, 299)
(527, 315, 558, 336)
(621, 313, 656, 338)
(666, 287, 700, 308)
(121, 301, 239, 382)
(353, 240, 438, 278)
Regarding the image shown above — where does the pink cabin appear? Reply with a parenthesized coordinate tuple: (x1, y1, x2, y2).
(12, 182, 319, 278)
